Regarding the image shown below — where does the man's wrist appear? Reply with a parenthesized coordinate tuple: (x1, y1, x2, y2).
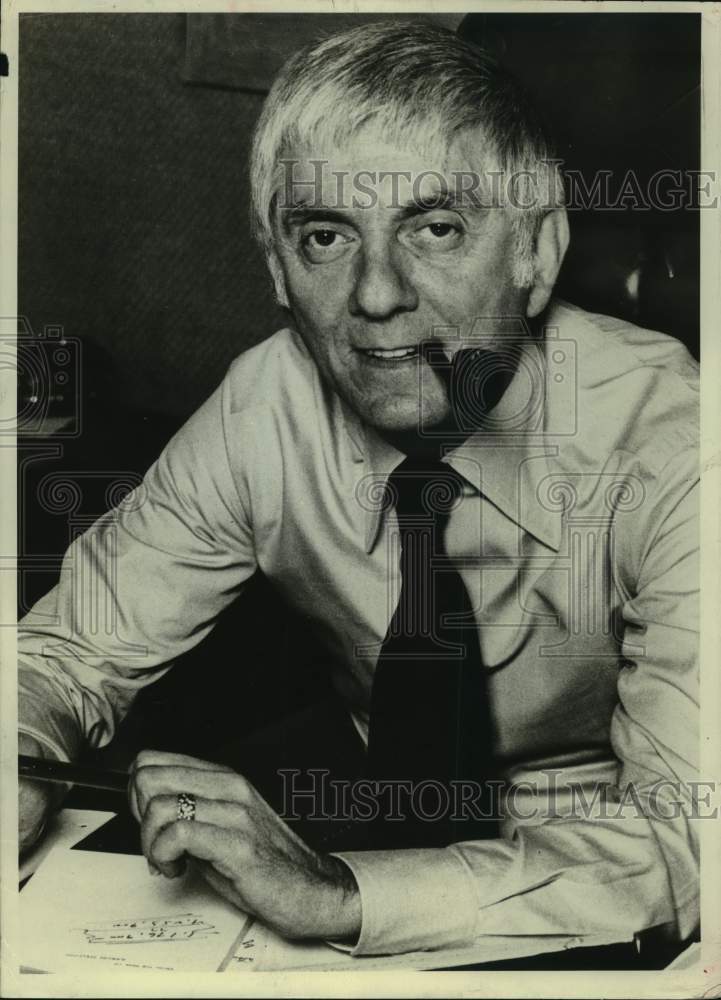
(317, 853, 362, 941)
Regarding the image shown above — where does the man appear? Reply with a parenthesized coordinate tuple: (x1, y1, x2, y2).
(19, 21, 699, 956)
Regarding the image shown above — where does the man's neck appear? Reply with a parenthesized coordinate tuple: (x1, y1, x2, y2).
(379, 419, 473, 461)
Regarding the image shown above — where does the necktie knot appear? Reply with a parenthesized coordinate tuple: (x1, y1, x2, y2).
(387, 457, 463, 523)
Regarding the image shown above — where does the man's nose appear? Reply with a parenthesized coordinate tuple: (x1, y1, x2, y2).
(348, 243, 418, 319)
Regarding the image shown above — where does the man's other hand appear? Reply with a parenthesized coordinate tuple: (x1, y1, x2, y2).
(19, 734, 61, 855)
(128, 750, 362, 942)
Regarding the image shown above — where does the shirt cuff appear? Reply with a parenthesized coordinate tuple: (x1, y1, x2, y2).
(329, 848, 478, 956)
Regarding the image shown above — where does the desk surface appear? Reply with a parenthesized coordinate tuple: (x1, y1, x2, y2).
(24, 795, 685, 973)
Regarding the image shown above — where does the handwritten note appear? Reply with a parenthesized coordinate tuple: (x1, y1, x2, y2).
(20, 849, 250, 973)
(82, 913, 218, 944)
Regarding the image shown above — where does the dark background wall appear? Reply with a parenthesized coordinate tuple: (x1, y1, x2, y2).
(19, 13, 283, 421)
(459, 13, 700, 353)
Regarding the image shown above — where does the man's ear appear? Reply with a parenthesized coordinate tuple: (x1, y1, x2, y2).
(268, 250, 290, 309)
(526, 209, 570, 318)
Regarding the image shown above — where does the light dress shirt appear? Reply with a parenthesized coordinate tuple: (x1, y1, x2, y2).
(18, 298, 699, 956)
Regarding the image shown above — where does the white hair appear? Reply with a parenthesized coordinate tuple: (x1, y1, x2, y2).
(249, 20, 564, 287)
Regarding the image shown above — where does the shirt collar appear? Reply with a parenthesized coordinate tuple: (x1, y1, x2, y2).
(350, 335, 562, 554)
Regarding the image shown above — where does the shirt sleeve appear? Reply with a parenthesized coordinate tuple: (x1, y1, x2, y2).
(334, 449, 700, 956)
(18, 374, 258, 762)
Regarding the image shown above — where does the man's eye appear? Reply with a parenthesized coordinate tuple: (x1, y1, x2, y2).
(407, 219, 463, 251)
(427, 222, 457, 238)
(308, 229, 338, 248)
(300, 228, 352, 262)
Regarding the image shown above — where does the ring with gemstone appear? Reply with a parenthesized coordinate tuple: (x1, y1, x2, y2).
(176, 791, 196, 822)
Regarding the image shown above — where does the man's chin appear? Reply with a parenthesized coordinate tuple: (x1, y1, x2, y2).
(362, 404, 425, 435)
(362, 404, 452, 443)
(339, 380, 451, 440)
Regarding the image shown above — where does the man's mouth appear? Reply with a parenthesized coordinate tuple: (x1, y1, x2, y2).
(356, 345, 420, 361)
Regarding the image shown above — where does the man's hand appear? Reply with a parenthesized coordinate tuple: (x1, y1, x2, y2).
(19, 734, 62, 855)
(128, 750, 362, 942)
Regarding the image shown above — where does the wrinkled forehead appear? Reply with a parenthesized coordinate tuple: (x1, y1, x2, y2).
(272, 120, 503, 213)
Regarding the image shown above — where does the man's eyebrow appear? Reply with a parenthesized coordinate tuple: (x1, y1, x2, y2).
(398, 191, 465, 216)
(282, 205, 354, 227)
(280, 191, 482, 228)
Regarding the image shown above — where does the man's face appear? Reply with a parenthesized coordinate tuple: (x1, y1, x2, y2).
(272, 130, 532, 435)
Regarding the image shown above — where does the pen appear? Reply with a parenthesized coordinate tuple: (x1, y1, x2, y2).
(18, 754, 129, 793)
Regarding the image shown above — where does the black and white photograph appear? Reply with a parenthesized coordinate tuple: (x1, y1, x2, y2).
(1, 2, 719, 995)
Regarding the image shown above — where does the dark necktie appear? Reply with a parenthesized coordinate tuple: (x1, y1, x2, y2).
(366, 456, 498, 848)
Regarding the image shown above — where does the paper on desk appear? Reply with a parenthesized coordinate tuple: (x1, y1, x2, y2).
(20, 841, 633, 975)
(20, 849, 251, 973)
(20, 809, 116, 881)
(227, 920, 633, 972)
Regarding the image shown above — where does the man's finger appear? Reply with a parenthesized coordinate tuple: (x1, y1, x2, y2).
(133, 749, 233, 772)
(141, 794, 250, 863)
(130, 764, 251, 822)
(128, 751, 232, 814)
(148, 820, 242, 879)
